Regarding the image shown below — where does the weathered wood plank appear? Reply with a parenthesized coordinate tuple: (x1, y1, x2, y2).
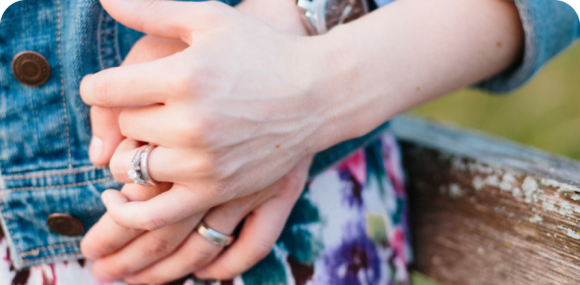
(391, 116, 580, 285)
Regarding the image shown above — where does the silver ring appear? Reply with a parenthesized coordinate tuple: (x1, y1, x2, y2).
(128, 145, 158, 186)
(195, 222, 234, 246)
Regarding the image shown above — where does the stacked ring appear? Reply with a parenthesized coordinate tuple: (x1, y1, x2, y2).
(128, 145, 159, 186)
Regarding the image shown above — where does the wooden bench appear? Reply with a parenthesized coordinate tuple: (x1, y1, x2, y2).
(391, 116, 580, 285)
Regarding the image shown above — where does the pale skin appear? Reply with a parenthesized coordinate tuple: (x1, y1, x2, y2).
(80, 0, 524, 283)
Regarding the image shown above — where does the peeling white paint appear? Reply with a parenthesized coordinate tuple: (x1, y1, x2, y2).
(543, 200, 556, 212)
(451, 157, 467, 171)
(541, 178, 561, 188)
(560, 201, 574, 216)
(558, 183, 580, 193)
(512, 187, 523, 198)
(485, 175, 500, 187)
(522, 177, 539, 203)
(522, 177, 538, 193)
(502, 173, 516, 183)
(540, 178, 580, 193)
(467, 162, 494, 174)
(558, 225, 580, 240)
(499, 180, 513, 192)
(449, 183, 463, 198)
(472, 176, 485, 191)
(529, 214, 543, 223)
(571, 194, 580, 201)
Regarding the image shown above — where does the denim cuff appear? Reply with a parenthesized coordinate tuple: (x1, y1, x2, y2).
(476, 0, 580, 93)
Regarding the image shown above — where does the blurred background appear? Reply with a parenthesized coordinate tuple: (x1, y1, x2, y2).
(411, 42, 580, 160)
(408, 40, 580, 285)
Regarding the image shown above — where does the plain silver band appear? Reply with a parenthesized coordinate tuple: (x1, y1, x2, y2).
(196, 223, 234, 246)
(139, 145, 158, 186)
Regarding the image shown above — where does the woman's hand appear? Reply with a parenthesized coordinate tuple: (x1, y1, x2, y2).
(81, 0, 330, 231)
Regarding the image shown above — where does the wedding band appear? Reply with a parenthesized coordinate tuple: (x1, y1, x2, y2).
(195, 222, 234, 246)
(139, 145, 158, 186)
(127, 145, 158, 186)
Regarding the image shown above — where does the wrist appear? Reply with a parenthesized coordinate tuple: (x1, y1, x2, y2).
(295, 32, 365, 154)
(236, 0, 308, 36)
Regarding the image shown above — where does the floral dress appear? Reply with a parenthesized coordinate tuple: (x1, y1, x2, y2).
(0, 132, 411, 285)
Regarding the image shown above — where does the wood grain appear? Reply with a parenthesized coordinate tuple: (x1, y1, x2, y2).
(391, 116, 580, 285)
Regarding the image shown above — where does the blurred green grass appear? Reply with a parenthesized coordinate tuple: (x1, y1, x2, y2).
(409, 42, 580, 285)
(412, 43, 580, 160)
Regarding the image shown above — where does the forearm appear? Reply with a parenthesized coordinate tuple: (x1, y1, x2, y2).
(311, 0, 524, 150)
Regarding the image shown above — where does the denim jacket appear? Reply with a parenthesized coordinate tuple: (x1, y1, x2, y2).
(0, 0, 578, 270)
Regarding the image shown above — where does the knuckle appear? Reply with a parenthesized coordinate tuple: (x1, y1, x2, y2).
(200, 1, 229, 21)
(141, 213, 166, 231)
(175, 113, 215, 147)
(102, 262, 132, 279)
(144, 234, 175, 256)
(109, 154, 127, 181)
(185, 245, 216, 270)
(171, 61, 209, 97)
(92, 74, 114, 106)
(81, 238, 116, 258)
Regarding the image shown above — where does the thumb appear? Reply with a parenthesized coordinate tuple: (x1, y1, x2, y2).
(99, 0, 227, 42)
(89, 106, 124, 166)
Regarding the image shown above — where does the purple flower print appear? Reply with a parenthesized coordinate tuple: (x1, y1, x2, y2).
(323, 222, 381, 285)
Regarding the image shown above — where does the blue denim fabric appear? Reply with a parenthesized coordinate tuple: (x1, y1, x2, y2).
(477, 0, 580, 93)
(0, 0, 578, 270)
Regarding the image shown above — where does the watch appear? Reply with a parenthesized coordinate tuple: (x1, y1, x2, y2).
(296, 0, 369, 35)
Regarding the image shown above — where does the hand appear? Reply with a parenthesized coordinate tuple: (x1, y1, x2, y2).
(88, 0, 308, 166)
(82, 1, 313, 282)
(82, 151, 312, 283)
(81, 0, 330, 231)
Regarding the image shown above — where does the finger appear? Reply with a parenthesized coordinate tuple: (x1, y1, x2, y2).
(109, 139, 191, 184)
(104, 156, 312, 231)
(123, 187, 278, 284)
(81, 183, 170, 259)
(117, 104, 190, 147)
(123, 36, 188, 66)
(91, 213, 203, 282)
(99, 0, 231, 42)
(102, 183, 220, 231)
(80, 54, 182, 107)
(194, 183, 304, 280)
(89, 106, 124, 165)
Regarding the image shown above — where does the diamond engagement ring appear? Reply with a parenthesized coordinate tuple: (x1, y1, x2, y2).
(128, 145, 158, 186)
(196, 222, 234, 246)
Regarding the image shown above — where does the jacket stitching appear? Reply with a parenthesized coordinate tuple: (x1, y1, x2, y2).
(3, 166, 108, 180)
(1, 176, 114, 192)
(55, 0, 72, 168)
(22, 252, 83, 265)
(20, 241, 81, 257)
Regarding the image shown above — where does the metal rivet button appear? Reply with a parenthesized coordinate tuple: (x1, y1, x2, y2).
(12, 51, 50, 87)
(47, 214, 85, 237)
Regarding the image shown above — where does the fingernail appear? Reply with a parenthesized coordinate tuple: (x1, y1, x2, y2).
(89, 136, 104, 160)
(101, 192, 109, 206)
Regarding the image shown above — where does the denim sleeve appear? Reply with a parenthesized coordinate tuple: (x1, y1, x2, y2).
(476, 0, 580, 93)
